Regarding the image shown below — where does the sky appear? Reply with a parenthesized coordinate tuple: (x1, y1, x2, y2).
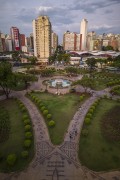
(0, 0, 120, 43)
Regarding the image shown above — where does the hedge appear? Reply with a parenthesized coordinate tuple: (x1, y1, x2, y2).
(25, 132, 32, 139)
(48, 120, 55, 127)
(6, 154, 17, 166)
(24, 140, 32, 148)
(21, 151, 29, 158)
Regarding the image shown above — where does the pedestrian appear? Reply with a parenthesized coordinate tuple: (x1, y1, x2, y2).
(75, 129, 77, 136)
(69, 134, 72, 140)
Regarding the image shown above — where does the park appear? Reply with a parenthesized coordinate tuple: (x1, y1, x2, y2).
(0, 56, 120, 180)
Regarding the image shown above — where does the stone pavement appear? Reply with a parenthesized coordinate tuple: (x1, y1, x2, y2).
(0, 87, 120, 179)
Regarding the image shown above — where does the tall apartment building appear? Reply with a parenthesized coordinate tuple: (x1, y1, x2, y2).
(33, 16, 51, 63)
(80, 19, 88, 51)
(5, 35, 13, 51)
(63, 31, 82, 51)
(10, 27, 20, 51)
(20, 34, 25, 47)
(87, 31, 97, 51)
(51, 31, 58, 54)
(1, 33, 6, 51)
(0, 32, 3, 52)
(30, 33, 34, 50)
(109, 36, 118, 50)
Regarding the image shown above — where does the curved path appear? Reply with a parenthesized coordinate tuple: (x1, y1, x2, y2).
(0, 86, 120, 179)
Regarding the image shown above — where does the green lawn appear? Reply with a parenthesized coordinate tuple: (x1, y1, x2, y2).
(92, 79, 107, 90)
(12, 81, 26, 91)
(79, 99, 120, 171)
(31, 92, 89, 145)
(0, 99, 34, 172)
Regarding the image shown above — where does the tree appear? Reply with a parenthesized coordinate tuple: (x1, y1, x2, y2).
(86, 58, 97, 72)
(28, 56, 38, 65)
(49, 55, 56, 64)
(65, 67, 78, 75)
(12, 51, 21, 61)
(72, 75, 94, 92)
(102, 46, 114, 51)
(62, 54, 70, 64)
(97, 58, 105, 69)
(0, 62, 16, 98)
(15, 73, 38, 89)
(57, 54, 63, 62)
(111, 55, 120, 68)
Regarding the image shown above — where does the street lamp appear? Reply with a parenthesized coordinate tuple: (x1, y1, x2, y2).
(56, 82, 59, 95)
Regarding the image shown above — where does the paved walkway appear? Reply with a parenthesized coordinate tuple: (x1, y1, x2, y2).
(0, 82, 120, 179)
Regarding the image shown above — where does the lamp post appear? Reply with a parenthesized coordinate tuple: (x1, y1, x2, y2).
(56, 82, 59, 95)
(45, 81, 48, 92)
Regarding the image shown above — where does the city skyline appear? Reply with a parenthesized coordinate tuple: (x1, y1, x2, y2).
(0, 0, 120, 43)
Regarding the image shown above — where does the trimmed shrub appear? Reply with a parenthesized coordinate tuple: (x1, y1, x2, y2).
(25, 132, 32, 139)
(21, 107, 26, 112)
(39, 103, 44, 107)
(19, 103, 24, 108)
(93, 103, 98, 107)
(84, 118, 91, 125)
(24, 140, 32, 148)
(86, 113, 92, 118)
(79, 96, 84, 101)
(22, 114, 29, 121)
(6, 154, 17, 166)
(47, 114, 52, 119)
(24, 119, 30, 125)
(91, 105, 95, 110)
(43, 109, 48, 115)
(82, 129, 88, 136)
(88, 109, 94, 114)
(32, 96, 36, 101)
(41, 106, 46, 111)
(25, 125, 31, 131)
(48, 120, 55, 127)
(21, 151, 29, 158)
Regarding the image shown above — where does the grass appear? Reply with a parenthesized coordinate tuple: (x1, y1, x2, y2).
(31, 92, 89, 145)
(0, 99, 34, 172)
(92, 79, 107, 90)
(79, 99, 120, 171)
(12, 82, 26, 91)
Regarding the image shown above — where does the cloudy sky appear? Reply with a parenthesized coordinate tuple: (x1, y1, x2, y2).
(0, 0, 120, 43)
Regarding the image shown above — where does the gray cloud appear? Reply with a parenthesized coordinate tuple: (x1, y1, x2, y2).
(70, 0, 120, 13)
(0, 0, 119, 43)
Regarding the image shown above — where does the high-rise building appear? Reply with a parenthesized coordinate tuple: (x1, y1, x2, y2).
(20, 34, 25, 47)
(87, 31, 96, 51)
(51, 31, 58, 54)
(10, 27, 20, 51)
(0, 32, 3, 52)
(80, 19, 88, 51)
(5, 35, 13, 51)
(30, 33, 34, 50)
(1, 33, 6, 51)
(63, 31, 82, 51)
(33, 16, 52, 63)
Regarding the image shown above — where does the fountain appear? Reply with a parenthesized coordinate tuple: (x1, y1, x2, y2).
(44, 78, 71, 88)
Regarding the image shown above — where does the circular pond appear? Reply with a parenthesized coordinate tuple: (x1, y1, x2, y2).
(45, 79, 71, 88)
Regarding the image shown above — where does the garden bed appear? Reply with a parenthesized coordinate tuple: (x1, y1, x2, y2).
(27, 92, 90, 145)
(0, 98, 34, 172)
(79, 98, 120, 171)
